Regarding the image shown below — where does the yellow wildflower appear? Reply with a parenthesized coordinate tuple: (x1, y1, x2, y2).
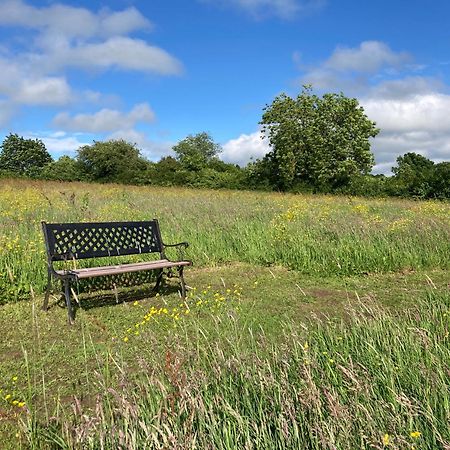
(382, 434, 390, 446)
(410, 431, 421, 439)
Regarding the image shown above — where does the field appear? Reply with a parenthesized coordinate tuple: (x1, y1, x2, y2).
(0, 178, 449, 449)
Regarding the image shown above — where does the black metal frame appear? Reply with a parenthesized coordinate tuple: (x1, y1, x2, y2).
(41, 219, 191, 324)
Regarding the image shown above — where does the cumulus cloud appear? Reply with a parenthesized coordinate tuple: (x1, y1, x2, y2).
(221, 130, 270, 165)
(325, 41, 410, 73)
(295, 41, 450, 173)
(0, 1, 182, 123)
(23, 131, 89, 156)
(13, 77, 72, 106)
(201, 0, 324, 19)
(0, 58, 73, 106)
(300, 41, 411, 92)
(53, 103, 156, 133)
(361, 87, 450, 173)
(0, 0, 151, 39)
(107, 129, 174, 161)
(38, 37, 183, 75)
(363, 92, 450, 133)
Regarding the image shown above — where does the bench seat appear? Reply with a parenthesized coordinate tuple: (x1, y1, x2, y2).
(56, 259, 192, 279)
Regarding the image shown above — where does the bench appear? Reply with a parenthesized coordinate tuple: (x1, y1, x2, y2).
(41, 219, 191, 324)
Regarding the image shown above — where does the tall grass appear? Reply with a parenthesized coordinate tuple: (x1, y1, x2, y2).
(0, 178, 449, 303)
(21, 289, 450, 449)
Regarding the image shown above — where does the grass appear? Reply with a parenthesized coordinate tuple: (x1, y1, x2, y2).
(0, 178, 449, 448)
(0, 178, 449, 303)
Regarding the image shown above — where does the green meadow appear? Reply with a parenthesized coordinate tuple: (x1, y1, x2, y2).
(0, 178, 449, 449)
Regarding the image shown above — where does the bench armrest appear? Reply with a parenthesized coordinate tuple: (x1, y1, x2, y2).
(162, 241, 189, 261)
(163, 241, 189, 248)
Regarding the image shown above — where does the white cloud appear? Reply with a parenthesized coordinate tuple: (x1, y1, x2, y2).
(0, 0, 151, 39)
(300, 41, 411, 92)
(0, 58, 73, 106)
(24, 132, 89, 155)
(363, 92, 450, 133)
(41, 37, 182, 75)
(202, 0, 323, 19)
(325, 41, 410, 73)
(107, 129, 174, 161)
(53, 103, 156, 133)
(296, 41, 450, 173)
(0, 1, 182, 121)
(361, 89, 450, 173)
(221, 130, 270, 165)
(13, 77, 72, 106)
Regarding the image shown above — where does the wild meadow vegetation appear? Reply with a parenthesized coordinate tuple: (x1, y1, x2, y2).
(0, 178, 449, 449)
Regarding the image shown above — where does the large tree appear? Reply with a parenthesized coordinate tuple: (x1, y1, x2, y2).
(260, 86, 379, 190)
(77, 139, 148, 183)
(172, 132, 221, 171)
(0, 133, 52, 177)
(391, 152, 435, 198)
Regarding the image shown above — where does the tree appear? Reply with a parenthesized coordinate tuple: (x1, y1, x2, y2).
(172, 132, 221, 171)
(430, 162, 450, 199)
(76, 140, 148, 184)
(259, 86, 379, 190)
(0, 133, 52, 177)
(41, 156, 84, 182)
(391, 152, 435, 198)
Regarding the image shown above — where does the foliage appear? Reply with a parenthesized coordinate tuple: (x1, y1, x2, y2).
(430, 161, 450, 199)
(391, 152, 435, 198)
(41, 156, 85, 182)
(76, 139, 149, 184)
(0, 133, 52, 177)
(259, 86, 379, 191)
(173, 132, 221, 171)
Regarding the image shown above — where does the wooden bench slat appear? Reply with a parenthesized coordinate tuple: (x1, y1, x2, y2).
(56, 259, 192, 279)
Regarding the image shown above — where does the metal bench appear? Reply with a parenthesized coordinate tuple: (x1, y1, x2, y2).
(41, 219, 191, 324)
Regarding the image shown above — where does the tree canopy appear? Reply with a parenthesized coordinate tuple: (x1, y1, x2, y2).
(0, 133, 52, 176)
(260, 86, 379, 190)
(172, 132, 221, 171)
(76, 140, 148, 184)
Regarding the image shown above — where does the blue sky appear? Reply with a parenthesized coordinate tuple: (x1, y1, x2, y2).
(1, 0, 450, 173)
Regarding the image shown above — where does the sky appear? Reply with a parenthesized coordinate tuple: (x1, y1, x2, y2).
(1, 0, 450, 174)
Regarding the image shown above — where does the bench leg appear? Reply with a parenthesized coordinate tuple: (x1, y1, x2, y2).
(63, 279, 75, 325)
(42, 271, 52, 311)
(153, 269, 164, 294)
(178, 267, 187, 299)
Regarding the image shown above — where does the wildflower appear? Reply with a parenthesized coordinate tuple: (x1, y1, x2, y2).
(123, 337, 129, 342)
(328, 359, 335, 364)
(133, 301, 139, 306)
(382, 434, 390, 446)
(410, 431, 421, 439)
(5, 394, 11, 400)
(12, 376, 18, 382)
(18, 402, 25, 408)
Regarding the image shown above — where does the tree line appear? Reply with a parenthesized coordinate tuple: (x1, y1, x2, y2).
(1, 87, 449, 199)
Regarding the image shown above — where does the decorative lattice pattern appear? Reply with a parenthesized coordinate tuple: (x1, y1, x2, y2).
(44, 221, 162, 260)
(75, 270, 158, 293)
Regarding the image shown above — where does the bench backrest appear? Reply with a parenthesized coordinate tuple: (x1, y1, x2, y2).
(42, 220, 163, 261)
